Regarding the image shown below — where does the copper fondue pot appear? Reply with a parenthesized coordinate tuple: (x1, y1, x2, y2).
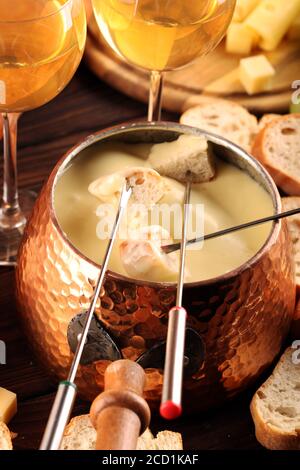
(16, 122, 296, 412)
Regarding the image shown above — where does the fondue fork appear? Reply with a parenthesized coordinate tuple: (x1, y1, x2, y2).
(40, 182, 132, 450)
(162, 207, 300, 255)
(160, 176, 192, 420)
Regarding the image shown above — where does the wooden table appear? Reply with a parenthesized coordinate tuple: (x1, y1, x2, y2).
(0, 63, 265, 451)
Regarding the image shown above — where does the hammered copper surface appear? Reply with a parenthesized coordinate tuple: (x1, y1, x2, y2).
(16, 124, 296, 412)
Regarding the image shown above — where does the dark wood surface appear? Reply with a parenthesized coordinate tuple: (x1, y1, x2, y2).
(0, 63, 264, 451)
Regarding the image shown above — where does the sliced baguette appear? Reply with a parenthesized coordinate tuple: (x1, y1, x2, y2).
(281, 196, 300, 294)
(148, 134, 215, 183)
(252, 114, 300, 195)
(61, 414, 183, 450)
(250, 347, 300, 450)
(258, 114, 281, 131)
(180, 101, 258, 152)
(155, 431, 183, 450)
(0, 422, 13, 450)
(292, 300, 300, 339)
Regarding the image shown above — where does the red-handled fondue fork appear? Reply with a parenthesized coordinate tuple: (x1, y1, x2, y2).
(160, 177, 192, 420)
(160, 194, 300, 419)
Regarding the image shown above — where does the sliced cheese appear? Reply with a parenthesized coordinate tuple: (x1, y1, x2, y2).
(245, 0, 300, 51)
(233, 0, 260, 22)
(0, 387, 17, 424)
(287, 14, 300, 39)
(239, 54, 275, 95)
(226, 23, 258, 55)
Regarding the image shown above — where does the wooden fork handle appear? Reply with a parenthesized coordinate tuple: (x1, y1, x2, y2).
(90, 359, 151, 450)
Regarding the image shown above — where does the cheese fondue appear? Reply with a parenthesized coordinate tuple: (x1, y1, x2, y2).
(54, 140, 273, 283)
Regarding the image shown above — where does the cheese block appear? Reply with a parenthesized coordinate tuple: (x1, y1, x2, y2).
(233, 0, 260, 22)
(226, 23, 258, 55)
(288, 14, 300, 40)
(245, 0, 300, 51)
(0, 388, 17, 424)
(239, 55, 275, 95)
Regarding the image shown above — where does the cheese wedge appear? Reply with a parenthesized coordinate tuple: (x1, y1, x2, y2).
(245, 0, 300, 51)
(239, 55, 275, 95)
(226, 23, 258, 55)
(0, 387, 17, 424)
(204, 68, 244, 94)
(233, 0, 260, 22)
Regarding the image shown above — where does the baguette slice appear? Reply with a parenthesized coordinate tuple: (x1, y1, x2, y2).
(180, 101, 258, 152)
(258, 114, 281, 131)
(281, 196, 300, 294)
(0, 422, 13, 450)
(252, 114, 300, 195)
(61, 414, 183, 450)
(251, 347, 300, 450)
(292, 300, 300, 340)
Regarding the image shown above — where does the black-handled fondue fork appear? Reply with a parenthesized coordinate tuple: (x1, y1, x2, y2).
(160, 177, 192, 420)
(40, 182, 132, 450)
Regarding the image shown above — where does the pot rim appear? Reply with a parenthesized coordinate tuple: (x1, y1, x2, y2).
(49, 121, 281, 289)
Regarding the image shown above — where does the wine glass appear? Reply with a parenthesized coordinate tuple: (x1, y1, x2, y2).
(92, 0, 236, 121)
(0, 0, 87, 266)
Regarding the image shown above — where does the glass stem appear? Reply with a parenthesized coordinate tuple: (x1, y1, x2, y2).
(1, 113, 24, 228)
(148, 70, 164, 122)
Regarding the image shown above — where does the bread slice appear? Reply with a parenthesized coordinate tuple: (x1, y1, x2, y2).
(180, 101, 258, 152)
(155, 431, 183, 450)
(258, 114, 281, 131)
(252, 114, 300, 195)
(89, 167, 166, 207)
(61, 415, 95, 450)
(281, 197, 300, 294)
(292, 300, 300, 340)
(148, 134, 215, 183)
(250, 347, 300, 450)
(0, 422, 13, 450)
(61, 414, 183, 450)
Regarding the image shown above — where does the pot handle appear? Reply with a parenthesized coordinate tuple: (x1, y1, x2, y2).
(90, 359, 151, 450)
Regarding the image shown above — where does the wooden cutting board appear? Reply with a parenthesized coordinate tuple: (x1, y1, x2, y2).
(84, 13, 300, 114)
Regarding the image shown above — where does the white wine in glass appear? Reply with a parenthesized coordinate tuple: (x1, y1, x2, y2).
(92, 0, 236, 120)
(0, 0, 87, 265)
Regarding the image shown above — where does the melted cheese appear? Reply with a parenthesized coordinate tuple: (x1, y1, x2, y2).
(54, 140, 273, 283)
